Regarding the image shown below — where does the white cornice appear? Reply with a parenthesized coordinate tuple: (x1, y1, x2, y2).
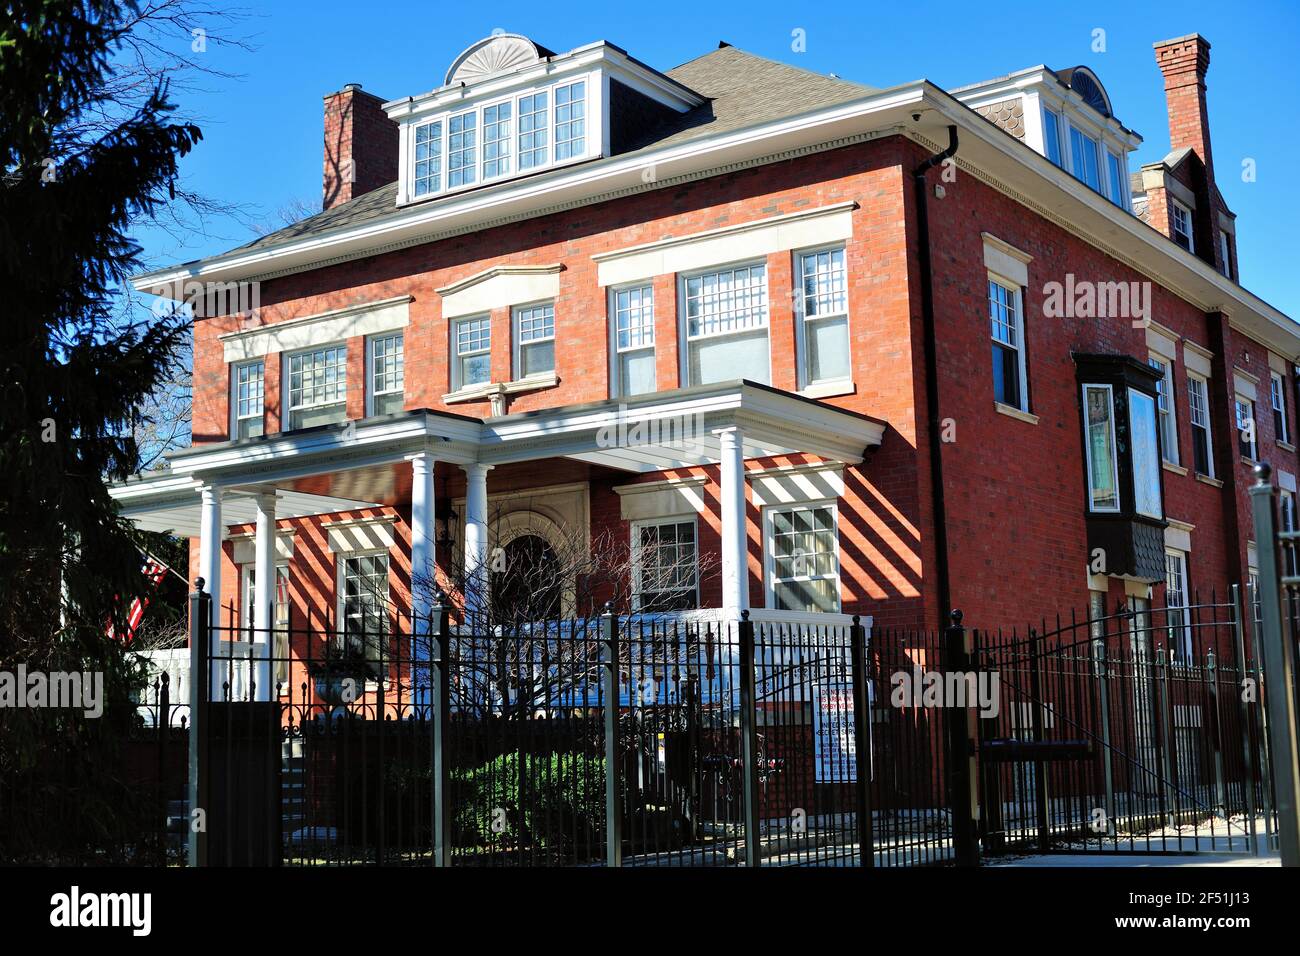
(435, 263, 563, 297)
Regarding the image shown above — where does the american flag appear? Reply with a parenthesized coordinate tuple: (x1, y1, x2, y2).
(106, 558, 170, 643)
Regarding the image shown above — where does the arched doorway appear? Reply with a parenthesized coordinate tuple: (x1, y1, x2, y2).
(490, 532, 563, 622)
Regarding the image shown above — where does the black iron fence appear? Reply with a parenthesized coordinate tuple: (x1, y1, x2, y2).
(168, 580, 1285, 867)
(975, 591, 1271, 857)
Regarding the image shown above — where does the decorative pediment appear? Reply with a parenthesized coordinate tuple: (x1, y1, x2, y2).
(446, 34, 546, 86)
(436, 264, 564, 319)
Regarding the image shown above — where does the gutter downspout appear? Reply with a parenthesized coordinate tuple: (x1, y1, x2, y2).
(913, 125, 959, 627)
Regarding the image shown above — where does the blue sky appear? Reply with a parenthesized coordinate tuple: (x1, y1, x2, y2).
(132, 0, 1300, 316)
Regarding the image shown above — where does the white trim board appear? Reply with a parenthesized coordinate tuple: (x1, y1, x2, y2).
(593, 202, 857, 287)
(221, 296, 411, 363)
(438, 265, 564, 319)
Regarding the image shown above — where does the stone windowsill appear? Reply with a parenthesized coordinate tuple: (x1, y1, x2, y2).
(1162, 461, 1189, 477)
(1279, 441, 1296, 453)
(1195, 473, 1225, 489)
(442, 371, 559, 404)
(799, 380, 855, 400)
(994, 402, 1039, 425)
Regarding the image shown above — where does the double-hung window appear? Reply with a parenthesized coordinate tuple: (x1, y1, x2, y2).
(368, 333, 404, 416)
(1083, 384, 1120, 512)
(1272, 371, 1290, 445)
(1219, 232, 1233, 279)
(514, 302, 555, 379)
(1236, 398, 1258, 460)
(339, 553, 389, 680)
(286, 345, 347, 430)
(1187, 375, 1213, 477)
(631, 518, 698, 611)
(243, 565, 290, 689)
(990, 278, 1027, 410)
(554, 81, 586, 161)
(795, 246, 850, 388)
(232, 360, 264, 439)
(1164, 549, 1193, 661)
(1069, 127, 1102, 192)
(1042, 109, 1063, 167)
(453, 316, 491, 390)
(611, 285, 655, 397)
(1171, 200, 1194, 252)
(767, 503, 840, 613)
(682, 263, 770, 386)
(1149, 357, 1178, 464)
(1282, 489, 1298, 577)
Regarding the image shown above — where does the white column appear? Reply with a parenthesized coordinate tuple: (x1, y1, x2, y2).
(409, 452, 437, 628)
(198, 484, 224, 693)
(253, 491, 276, 701)
(717, 426, 749, 616)
(462, 463, 492, 620)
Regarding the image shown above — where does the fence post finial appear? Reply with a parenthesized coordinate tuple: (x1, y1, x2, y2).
(949, 608, 963, 628)
(1254, 461, 1273, 486)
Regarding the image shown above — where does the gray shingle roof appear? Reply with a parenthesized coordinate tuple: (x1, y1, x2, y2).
(235, 45, 875, 254)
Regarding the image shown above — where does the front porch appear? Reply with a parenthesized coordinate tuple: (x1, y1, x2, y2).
(113, 380, 885, 699)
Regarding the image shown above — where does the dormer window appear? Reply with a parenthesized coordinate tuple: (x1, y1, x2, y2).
(389, 34, 703, 206)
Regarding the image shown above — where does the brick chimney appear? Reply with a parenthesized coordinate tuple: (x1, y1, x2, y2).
(1154, 34, 1214, 181)
(1152, 34, 1233, 276)
(322, 84, 398, 210)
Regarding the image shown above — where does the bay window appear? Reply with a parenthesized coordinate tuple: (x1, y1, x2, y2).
(1187, 375, 1213, 477)
(1084, 384, 1120, 512)
(286, 345, 347, 430)
(232, 360, 264, 439)
(453, 316, 491, 390)
(368, 332, 404, 416)
(795, 246, 851, 388)
(682, 263, 770, 386)
(766, 503, 840, 613)
(990, 278, 1027, 410)
(514, 302, 555, 379)
(1129, 388, 1162, 519)
(610, 284, 655, 397)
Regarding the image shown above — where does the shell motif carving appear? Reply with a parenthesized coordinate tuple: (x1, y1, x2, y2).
(447, 36, 541, 85)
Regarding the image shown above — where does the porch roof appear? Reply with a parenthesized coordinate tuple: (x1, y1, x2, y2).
(110, 381, 886, 534)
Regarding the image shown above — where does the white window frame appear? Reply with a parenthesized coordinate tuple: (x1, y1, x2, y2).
(762, 499, 842, 614)
(1187, 373, 1214, 478)
(335, 549, 392, 686)
(412, 119, 444, 198)
(989, 276, 1029, 412)
(678, 260, 772, 387)
(1068, 125, 1102, 193)
(405, 74, 595, 203)
(1164, 548, 1193, 663)
(240, 563, 291, 692)
(231, 359, 265, 440)
(366, 332, 404, 417)
(609, 283, 655, 398)
(1105, 148, 1129, 210)
(1129, 387, 1163, 520)
(1236, 397, 1258, 461)
(1272, 371, 1290, 446)
(1082, 383, 1121, 514)
(793, 244, 851, 390)
(1041, 108, 1063, 167)
(517, 88, 550, 171)
(480, 95, 514, 182)
(512, 301, 556, 380)
(629, 516, 699, 612)
(1171, 200, 1194, 253)
(1149, 355, 1179, 465)
(452, 315, 492, 392)
(283, 343, 348, 431)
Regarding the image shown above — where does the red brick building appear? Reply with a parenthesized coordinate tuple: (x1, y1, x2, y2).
(114, 31, 1297, 690)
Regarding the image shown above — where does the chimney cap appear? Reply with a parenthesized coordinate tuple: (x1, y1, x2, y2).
(1153, 33, 1210, 50)
(342, 83, 363, 92)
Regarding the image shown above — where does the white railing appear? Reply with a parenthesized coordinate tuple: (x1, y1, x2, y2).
(134, 647, 191, 727)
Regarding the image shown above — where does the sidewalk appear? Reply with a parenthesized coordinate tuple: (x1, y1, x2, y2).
(986, 852, 1280, 868)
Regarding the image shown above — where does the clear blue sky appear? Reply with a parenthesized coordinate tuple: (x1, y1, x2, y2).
(132, 0, 1300, 317)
